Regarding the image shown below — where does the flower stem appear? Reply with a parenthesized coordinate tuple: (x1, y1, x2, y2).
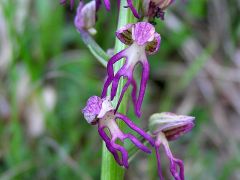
(101, 1, 139, 180)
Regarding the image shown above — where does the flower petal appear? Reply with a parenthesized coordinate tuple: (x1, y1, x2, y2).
(132, 22, 155, 46)
(149, 112, 195, 140)
(82, 96, 103, 124)
(145, 33, 161, 55)
(116, 24, 134, 45)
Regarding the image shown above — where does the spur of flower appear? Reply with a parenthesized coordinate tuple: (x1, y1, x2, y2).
(149, 112, 195, 180)
(82, 96, 154, 168)
(101, 22, 160, 118)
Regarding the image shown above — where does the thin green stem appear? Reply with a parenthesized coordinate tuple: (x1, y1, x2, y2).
(101, 1, 139, 180)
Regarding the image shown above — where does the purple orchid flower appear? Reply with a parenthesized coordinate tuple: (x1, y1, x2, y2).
(82, 96, 154, 168)
(149, 112, 195, 180)
(101, 22, 161, 117)
(75, 1, 97, 34)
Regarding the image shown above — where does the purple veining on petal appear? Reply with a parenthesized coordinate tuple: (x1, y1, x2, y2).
(163, 122, 195, 141)
(82, 96, 102, 124)
(149, 112, 195, 140)
(116, 24, 134, 45)
(132, 22, 155, 46)
(145, 33, 161, 55)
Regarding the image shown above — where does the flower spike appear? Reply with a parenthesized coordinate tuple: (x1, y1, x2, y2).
(102, 22, 160, 117)
(149, 112, 195, 180)
(82, 96, 154, 168)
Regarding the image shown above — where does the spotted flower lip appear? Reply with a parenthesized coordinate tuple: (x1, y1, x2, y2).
(74, 1, 97, 34)
(149, 112, 195, 180)
(102, 22, 161, 117)
(149, 112, 195, 141)
(82, 96, 154, 168)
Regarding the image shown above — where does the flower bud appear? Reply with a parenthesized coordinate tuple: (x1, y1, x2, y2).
(149, 112, 195, 141)
(152, 0, 174, 10)
(74, 1, 97, 34)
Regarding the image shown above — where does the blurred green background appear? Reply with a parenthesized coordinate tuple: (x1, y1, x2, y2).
(0, 0, 240, 179)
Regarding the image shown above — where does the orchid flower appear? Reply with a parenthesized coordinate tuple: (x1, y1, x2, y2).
(82, 96, 154, 168)
(101, 22, 160, 117)
(75, 1, 97, 35)
(149, 112, 195, 180)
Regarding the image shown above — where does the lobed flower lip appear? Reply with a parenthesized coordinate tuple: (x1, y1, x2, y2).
(149, 112, 195, 140)
(116, 22, 161, 55)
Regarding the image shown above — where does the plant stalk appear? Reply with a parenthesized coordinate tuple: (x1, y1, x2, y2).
(101, 1, 139, 180)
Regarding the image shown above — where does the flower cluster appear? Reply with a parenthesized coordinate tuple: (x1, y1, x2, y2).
(61, 0, 195, 179)
(82, 96, 154, 168)
(101, 22, 161, 117)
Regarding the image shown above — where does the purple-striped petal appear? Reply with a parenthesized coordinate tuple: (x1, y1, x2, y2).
(74, 1, 96, 31)
(132, 22, 155, 46)
(149, 112, 195, 141)
(145, 33, 161, 55)
(116, 24, 134, 45)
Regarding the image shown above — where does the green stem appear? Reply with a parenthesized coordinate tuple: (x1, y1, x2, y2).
(101, 1, 139, 180)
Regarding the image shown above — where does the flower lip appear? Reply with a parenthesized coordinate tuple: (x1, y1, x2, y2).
(115, 22, 161, 54)
(149, 112, 195, 140)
